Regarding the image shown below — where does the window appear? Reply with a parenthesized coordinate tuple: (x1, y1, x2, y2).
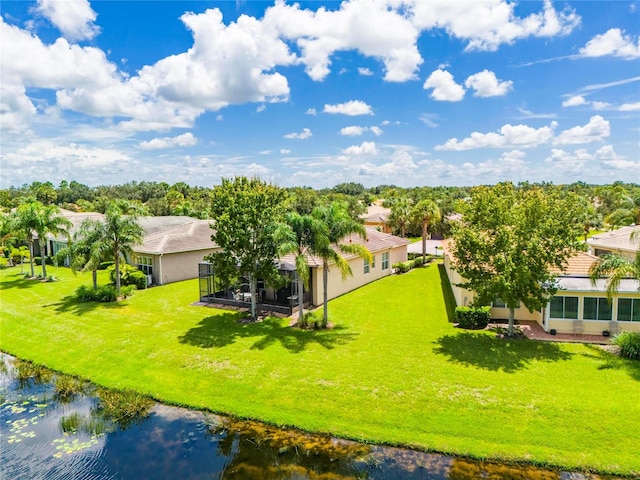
(371, 255, 376, 268)
(492, 298, 520, 308)
(364, 258, 370, 274)
(583, 297, 612, 321)
(137, 256, 153, 276)
(618, 298, 640, 322)
(549, 296, 579, 319)
(382, 252, 389, 270)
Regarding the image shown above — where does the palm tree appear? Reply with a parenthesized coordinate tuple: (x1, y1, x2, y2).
(312, 201, 372, 328)
(33, 204, 72, 277)
(276, 212, 325, 327)
(11, 200, 41, 277)
(388, 197, 412, 238)
(589, 231, 640, 300)
(58, 219, 109, 290)
(411, 199, 441, 263)
(103, 204, 144, 296)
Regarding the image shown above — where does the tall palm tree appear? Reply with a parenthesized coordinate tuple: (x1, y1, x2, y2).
(411, 199, 441, 263)
(33, 204, 72, 277)
(276, 212, 325, 327)
(312, 201, 372, 328)
(11, 200, 41, 277)
(388, 197, 412, 238)
(103, 204, 144, 296)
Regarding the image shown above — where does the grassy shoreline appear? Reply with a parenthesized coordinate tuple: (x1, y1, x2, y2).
(1, 264, 639, 476)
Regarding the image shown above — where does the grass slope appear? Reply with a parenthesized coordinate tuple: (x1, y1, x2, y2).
(1, 265, 639, 475)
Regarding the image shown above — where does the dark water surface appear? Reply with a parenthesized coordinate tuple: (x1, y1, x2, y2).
(0, 354, 616, 480)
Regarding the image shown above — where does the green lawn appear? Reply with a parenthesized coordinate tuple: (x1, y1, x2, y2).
(1, 265, 639, 476)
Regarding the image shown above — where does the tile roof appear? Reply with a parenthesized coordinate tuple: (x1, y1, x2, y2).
(279, 227, 409, 267)
(587, 226, 640, 254)
(135, 219, 217, 255)
(361, 204, 391, 223)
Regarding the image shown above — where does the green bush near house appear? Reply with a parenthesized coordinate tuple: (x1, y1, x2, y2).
(107, 263, 147, 290)
(455, 306, 491, 329)
(613, 331, 640, 360)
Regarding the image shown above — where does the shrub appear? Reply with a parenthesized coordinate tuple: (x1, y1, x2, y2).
(34, 256, 54, 266)
(107, 263, 147, 290)
(455, 306, 491, 329)
(393, 261, 411, 274)
(76, 285, 117, 303)
(99, 261, 114, 270)
(612, 331, 640, 360)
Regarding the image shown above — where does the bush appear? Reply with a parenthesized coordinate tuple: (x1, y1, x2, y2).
(393, 261, 411, 274)
(99, 261, 114, 270)
(76, 285, 117, 303)
(613, 331, 640, 360)
(455, 306, 491, 329)
(107, 264, 147, 290)
(34, 256, 54, 266)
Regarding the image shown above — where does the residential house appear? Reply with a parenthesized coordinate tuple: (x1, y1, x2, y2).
(360, 204, 392, 234)
(587, 226, 639, 261)
(443, 240, 640, 335)
(44, 210, 219, 286)
(199, 227, 409, 314)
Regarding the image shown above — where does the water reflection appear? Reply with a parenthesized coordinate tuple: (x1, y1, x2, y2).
(0, 354, 619, 480)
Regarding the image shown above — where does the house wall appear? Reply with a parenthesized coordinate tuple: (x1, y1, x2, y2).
(311, 246, 407, 305)
(363, 221, 391, 234)
(589, 246, 636, 262)
(131, 248, 220, 285)
(545, 292, 640, 334)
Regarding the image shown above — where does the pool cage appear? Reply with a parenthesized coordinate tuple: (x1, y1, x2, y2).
(198, 261, 311, 316)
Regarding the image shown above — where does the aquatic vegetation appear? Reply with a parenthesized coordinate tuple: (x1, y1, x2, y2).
(54, 374, 88, 403)
(13, 358, 53, 387)
(95, 388, 153, 430)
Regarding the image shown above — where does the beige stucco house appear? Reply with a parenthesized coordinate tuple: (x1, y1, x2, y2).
(360, 204, 392, 234)
(45, 210, 219, 286)
(443, 240, 640, 335)
(587, 226, 639, 261)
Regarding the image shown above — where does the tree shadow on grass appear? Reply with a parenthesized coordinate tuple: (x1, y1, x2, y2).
(437, 264, 456, 323)
(179, 314, 359, 353)
(0, 273, 42, 290)
(580, 344, 640, 381)
(432, 331, 573, 373)
(43, 294, 125, 316)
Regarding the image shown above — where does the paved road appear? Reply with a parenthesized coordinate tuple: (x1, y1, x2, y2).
(407, 239, 443, 256)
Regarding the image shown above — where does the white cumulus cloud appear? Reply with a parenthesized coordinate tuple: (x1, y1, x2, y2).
(358, 67, 374, 76)
(36, 0, 100, 41)
(436, 121, 557, 150)
(284, 128, 313, 139)
(343, 141, 378, 155)
(619, 102, 640, 111)
(562, 95, 588, 107)
(580, 28, 640, 59)
(324, 100, 373, 115)
(464, 70, 513, 97)
(423, 69, 465, 102)
(340, 126, 366, 136)
(554, 115, 610, 145)
(138, 132, 197, 150)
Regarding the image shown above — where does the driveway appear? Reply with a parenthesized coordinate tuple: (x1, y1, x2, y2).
(407, 239, 443, 256)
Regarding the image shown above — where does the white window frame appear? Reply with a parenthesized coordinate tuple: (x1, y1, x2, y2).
(364, 258, 370, 274)
(381, 252, 389, 270)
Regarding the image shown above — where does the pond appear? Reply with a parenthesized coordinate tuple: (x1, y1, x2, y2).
(0, 353, 617, 480)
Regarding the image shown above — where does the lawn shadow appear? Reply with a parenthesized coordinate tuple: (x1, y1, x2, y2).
(179, 313, 359, 353)
(437, 263, 456, 323)
(433, 331, 573, 373)
(580, 344, 640, 381)
(0, 273, 42, 290)
(44, 294, 126, 316)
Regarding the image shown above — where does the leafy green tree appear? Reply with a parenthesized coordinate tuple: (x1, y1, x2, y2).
(103, 204, 144, 296)
(388, 197, 412, 237)
(33, 204, 72, 277)
(451, 182, 584, 337)
(11, 245, 30, 273)
(276, 212, 326, 327)
(208, 177, 287, 321)
(312, 201, 372, 327)
(411, 199, 441, 263)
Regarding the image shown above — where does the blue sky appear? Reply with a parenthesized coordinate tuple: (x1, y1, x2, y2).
(1, 0, 639, 189)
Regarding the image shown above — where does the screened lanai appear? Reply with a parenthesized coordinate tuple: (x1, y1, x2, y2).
(198, 261, 312, 316)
